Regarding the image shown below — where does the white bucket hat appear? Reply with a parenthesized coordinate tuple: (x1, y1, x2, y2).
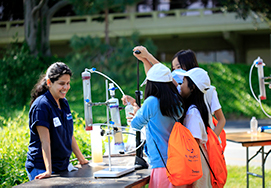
(178, 67, 210, 94)
(141, 63, 172, 86)
(171, 69, 186, 84)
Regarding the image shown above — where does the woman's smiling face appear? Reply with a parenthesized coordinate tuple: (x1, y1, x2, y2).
(48, 74, 70, 102)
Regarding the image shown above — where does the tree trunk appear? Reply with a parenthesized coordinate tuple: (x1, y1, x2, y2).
(24, 0, 40, 56)
(105, 8, 109, 45)
(23, 0, 70, 57)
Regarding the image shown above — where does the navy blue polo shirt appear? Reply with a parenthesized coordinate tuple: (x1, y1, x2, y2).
(25, 90, 74, 173)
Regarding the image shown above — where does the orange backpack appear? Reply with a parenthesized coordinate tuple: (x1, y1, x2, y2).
(200, 119, 227, 188)
(212, 117, 226, 152)
(166, 122, 203, 186)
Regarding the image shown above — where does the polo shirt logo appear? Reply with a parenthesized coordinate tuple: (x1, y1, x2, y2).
(53, 117, 62, 127)
(67, 113, 73, 120)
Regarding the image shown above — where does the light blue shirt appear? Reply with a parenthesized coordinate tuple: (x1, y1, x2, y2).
(131, 96, 183, 169)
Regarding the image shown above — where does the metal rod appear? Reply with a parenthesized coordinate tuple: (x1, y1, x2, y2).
(135, 59, 142, 159)
(106, 79, 112, 171)
(248, 147, 262, 162)
(262, 146, 265, 188)
(249, 147, 251, 188)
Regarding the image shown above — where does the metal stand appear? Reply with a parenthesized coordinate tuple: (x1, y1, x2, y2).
(246, 146, 271, 188)
(134, 55, 148, 169)
(93, 80, 135, 178)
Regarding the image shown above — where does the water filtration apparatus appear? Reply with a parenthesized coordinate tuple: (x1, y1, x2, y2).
(81, 68, 146, 177)
(107, 83, 125, 154)
(249, 57, 271, 119)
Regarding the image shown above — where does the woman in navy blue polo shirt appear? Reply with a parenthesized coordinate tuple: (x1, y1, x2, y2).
(25, 62, 88, 181)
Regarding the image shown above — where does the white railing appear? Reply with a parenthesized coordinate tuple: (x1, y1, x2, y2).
(0, 8, 224, 30)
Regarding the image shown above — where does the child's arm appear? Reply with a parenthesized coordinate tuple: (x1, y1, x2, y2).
(213, 109, 226, 136)
(133, 46, 160, 74)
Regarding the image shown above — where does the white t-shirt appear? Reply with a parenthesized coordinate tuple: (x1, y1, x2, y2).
(183, 105, 208, 144)
(204, 85, 221, 130)
(205, 85, 221, 115)
(183, 105, 212, 188)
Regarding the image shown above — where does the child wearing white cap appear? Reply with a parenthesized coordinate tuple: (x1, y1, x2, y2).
(125, 52, 185, 187)
(171, 49, 226, 137)
(178, 67, 212, 188)
(132, 46, 226, 138)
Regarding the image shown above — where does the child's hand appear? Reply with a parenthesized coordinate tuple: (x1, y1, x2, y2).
(121, 95, 136, 106)
(133, 46, 150, 60)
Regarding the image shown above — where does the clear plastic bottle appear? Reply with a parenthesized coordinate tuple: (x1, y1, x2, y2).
(250, 116, 258, 135)
(125, 103, 134, 126)
(107, 83, 124, 154)
(108, 83, 121, 127)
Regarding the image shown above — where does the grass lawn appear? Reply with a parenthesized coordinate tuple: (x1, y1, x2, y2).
(225, 165, 270, 188)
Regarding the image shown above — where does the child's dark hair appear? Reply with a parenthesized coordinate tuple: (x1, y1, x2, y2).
(144, 80, 184, 119)
(30, 62, 72, 106)
(172, 49, 199, 71)
(180, 77, 210, 131)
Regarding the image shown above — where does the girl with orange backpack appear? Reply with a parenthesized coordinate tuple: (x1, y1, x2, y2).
(171, 49, 226, 137)
(124, 46, 185, 187)
(178, 68, 212, 188)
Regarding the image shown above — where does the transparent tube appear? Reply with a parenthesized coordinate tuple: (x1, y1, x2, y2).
(82, 70, 93, 130)
(256, 58, 266, 100)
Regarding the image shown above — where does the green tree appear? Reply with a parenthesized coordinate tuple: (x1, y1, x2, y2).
(217, 0, 271, 22)
(23, 0, 71, 57)
(69, 0, 140, 45)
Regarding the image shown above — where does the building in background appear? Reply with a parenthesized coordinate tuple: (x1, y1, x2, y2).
(0, 0, 270, 65)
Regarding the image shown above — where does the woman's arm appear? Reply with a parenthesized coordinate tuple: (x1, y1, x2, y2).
(71, 135, 89, 165)
(35, 126, 52, 179)
(213, 109, 226, 136)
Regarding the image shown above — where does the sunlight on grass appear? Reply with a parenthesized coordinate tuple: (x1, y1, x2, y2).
(225, 165, 271, 188)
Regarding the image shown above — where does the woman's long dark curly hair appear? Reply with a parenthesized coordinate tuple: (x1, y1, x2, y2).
(30, 62, 72, 106)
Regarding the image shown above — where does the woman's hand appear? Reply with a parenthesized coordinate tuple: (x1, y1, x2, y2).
(79, 158, 89, 165)
(35, 171, 51, 180)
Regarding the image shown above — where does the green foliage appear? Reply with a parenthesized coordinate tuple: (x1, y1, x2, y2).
(66, 32, 156, 123)
(218, 0, 271, 20)
(200, 63, 271, 119)
(70, 110, 92, 159)
(0, 42, 61, 118)
(0, 109, 98, 187)
(69, 0, 140, 15)
(0, 107, 29, 187)
(68, 32, 157, 78)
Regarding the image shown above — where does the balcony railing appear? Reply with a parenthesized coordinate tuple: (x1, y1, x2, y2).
(0, 7, 268, 45)
(0, 8, 224, 30)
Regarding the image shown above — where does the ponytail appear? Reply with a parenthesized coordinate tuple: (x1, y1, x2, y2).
(30, 74, 48, 106)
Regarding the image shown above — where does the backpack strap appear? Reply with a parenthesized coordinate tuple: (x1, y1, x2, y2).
(153, 138, 171, 175)
(199, 145, 217, 181)
(151, 117, 178, 176)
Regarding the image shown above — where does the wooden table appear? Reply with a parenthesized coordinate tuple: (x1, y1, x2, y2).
(226, 132, 271, 188)
(14, 155, 151, 188)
